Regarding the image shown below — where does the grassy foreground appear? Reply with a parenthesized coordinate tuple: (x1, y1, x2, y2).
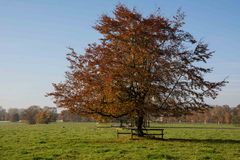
(0, 122, 240, 160)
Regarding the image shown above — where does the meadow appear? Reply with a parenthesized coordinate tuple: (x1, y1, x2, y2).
(0, 122, 240, 160)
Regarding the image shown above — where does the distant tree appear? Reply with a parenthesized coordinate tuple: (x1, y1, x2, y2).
(48, 5, 227, 136)
(60, 110, 81, 122)
(36, 110, 51, 124)
(0, 106, 7, 121)
(35, 107, 58, 124)
(202, 109, 212, 124)
(18, 108, 25, 120)
(232, 105, 240, 124)
(8, 108, 19, 122)
(22, 105, 41, 124)
(210, 106, 226, 124)
(117, 116, 129, 127)
(222, 105, 232, 124)
(42, 106, 58, 122)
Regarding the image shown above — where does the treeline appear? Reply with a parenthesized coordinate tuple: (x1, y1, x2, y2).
(0, 105, 58, 124)
(60, 110, 94, 122)
(1, 105, 240, 125)
(161, 105, 240, 124)
(0, 105, 94, 124)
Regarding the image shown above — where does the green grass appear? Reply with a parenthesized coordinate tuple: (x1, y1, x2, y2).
(0, 122, 240, 160)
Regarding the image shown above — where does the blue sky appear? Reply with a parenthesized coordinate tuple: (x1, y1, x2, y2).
(0, 0, 239, 108)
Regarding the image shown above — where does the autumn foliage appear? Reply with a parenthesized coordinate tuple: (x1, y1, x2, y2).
(22, 106, 57, 124)
(48, 5, 227, 135)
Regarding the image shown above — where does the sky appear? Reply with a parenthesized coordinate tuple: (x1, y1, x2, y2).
(0, 0, 240, 109)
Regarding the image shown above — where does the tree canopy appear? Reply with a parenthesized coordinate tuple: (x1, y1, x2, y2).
(48, 5, 227, 135)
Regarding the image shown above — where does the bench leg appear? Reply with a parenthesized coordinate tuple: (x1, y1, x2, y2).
(131, 130, 133, 139)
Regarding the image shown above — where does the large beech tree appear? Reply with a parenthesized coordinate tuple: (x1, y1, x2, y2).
(48, 5, 227, 136)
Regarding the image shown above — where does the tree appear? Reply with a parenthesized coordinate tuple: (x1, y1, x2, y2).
(0, 106, 7, 121)
(36, 110, 52, 124)
(210, 106, 227, 124)
(48, 5, 227, 136)
(60, 110, 82, 122)
(36, 106, 58, 124)
(232, 105, 240, 124)
(42, 106, 58, 122)
(7, 108, 19, 122)
(222, 105, 232, 124)
(18, 108, 25, 121)
(22, 105, 41, 124)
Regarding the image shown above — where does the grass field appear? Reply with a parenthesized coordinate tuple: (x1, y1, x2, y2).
(0, 122, 240, 160)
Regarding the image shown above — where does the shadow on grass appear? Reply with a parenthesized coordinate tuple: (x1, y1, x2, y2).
(163, 138, 240, 144)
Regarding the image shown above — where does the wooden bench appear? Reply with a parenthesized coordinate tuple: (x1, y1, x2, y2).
(117, 128, 164, 139)
(116, 127, 132, 138)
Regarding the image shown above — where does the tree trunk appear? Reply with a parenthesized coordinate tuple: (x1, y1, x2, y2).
(136, 116, 144, 137)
